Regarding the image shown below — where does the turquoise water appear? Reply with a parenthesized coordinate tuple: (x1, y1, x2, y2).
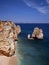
(16, 24, 49, 65)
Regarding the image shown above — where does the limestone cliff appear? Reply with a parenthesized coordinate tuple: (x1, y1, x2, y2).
(0, 21, 21, 57)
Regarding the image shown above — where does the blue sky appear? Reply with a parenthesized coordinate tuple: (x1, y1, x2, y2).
(0, 0, 49, 23)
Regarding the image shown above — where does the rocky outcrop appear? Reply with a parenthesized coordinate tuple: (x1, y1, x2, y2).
(28, 27, 43, 40)
(28, 34, 34, 40)
(0, 21, 21, 57)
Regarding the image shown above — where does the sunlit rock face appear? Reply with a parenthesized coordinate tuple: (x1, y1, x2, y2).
(28, 27, 43, 40)
(28, 34, 30, 39)
(32, 27, 43, 39)
(16, 25, 21, 35)
(0, 21, 21, 57)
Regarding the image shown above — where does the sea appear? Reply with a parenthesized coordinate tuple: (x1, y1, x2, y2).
(16, 23, 49, 65)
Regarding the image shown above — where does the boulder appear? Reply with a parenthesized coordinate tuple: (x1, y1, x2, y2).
(0, 21, 21, 57)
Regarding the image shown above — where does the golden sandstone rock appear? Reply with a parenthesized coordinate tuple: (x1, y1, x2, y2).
(32, 27, 43, 39)
(28, 27, 43, 40)
(0, 21, 21, 57)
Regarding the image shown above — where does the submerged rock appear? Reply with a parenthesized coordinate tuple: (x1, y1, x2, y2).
(0, 21, 21, 57)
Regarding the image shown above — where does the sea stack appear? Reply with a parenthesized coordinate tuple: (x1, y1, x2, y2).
(0, 21, 21, 57)
(28, 27, 43, 40)
(32, 27, 43, 39)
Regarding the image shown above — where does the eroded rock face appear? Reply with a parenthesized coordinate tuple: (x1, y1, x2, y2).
(28, 27, 43, 40)
(32, 27, 43, 39)
(0, 21, 21, 57)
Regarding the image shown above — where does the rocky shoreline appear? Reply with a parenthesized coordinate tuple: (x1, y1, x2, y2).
(0, 21, 21, 65)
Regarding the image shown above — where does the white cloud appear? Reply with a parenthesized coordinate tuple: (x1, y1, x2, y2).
(23, 0, 49, 14)
(35, 6, 49, 14)
(46, 0, 49, 4)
